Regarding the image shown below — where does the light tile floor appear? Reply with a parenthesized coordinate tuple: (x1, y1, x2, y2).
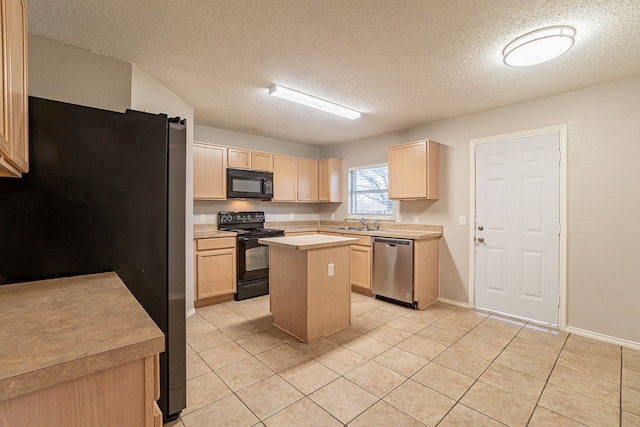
(167, 293, 640, 426)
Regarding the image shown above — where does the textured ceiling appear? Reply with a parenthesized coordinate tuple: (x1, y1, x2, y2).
(27, 0, 640, 146)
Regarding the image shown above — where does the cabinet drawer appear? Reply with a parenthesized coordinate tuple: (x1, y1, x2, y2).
(196, 237, 236, 251)
(342, 234, 371, 246)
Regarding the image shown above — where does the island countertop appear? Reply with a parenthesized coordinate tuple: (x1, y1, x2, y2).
(258, 234, 359, 250)
(0, 272, 165, 402)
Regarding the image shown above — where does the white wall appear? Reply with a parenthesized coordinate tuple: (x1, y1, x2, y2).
(28, 34, 132, 112)
(193, 125, 322, 224)
(131, 65, 196, 315)
(321, 74, 640, 345)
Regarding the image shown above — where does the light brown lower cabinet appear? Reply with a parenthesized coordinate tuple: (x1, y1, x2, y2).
(320, 232, 372, 294)
(0, 354, 161, 427)
(194, 237, 236, 306)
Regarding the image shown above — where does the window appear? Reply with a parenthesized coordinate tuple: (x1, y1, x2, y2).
(348, 165, 392, 216)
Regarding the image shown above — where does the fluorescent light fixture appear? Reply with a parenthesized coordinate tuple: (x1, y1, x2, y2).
(503, 26, 576, 67)
(269, 85, 361, 120)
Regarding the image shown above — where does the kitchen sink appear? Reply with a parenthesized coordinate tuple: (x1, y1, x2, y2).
(330, 226, 369, 231)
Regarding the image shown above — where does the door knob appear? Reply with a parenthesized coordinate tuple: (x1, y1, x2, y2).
(477, 237, 485, 243)
(477, 225, 484, 231)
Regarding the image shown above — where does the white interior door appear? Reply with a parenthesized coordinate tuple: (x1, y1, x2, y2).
(475, 131, 560, 325)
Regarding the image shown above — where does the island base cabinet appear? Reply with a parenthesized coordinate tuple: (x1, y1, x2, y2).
(0, 355, 160, 427)
(269, 244, 351, 342)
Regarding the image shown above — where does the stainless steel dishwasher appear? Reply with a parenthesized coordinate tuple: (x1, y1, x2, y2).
(371, 237, 415, 307)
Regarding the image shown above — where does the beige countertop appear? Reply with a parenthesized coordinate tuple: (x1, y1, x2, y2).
(193, 229, 237, 239)
(259, 234, 359, 250)
(280, 225, 442, 241)
(0, 272, 165, 402)
(193, 222, 443, 241)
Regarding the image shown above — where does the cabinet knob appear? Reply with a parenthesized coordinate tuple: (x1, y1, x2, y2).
(477, 225, 484, 231)
(477, 237, 485, 243)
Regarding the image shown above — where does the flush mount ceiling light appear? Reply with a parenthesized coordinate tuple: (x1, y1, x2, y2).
(503, 26, 576, 67)
(268, 85, 361, 120)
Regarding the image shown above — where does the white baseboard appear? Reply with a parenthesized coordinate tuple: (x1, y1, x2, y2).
(186, 307, 196, 318)
(437, 297, 471, 309)
(565, 326, 640, 351)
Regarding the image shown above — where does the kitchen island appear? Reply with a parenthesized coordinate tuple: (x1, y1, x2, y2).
(0, 272, 165, 427)
(259, 234, 358, 343)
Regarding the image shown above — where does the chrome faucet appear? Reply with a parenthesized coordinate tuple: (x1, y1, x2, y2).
(358, 217, 368, 230)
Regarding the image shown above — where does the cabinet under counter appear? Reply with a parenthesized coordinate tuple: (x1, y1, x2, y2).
(0, 272, 164, 426)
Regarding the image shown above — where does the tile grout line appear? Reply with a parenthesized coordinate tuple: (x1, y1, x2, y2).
(432, 313, 527, 426)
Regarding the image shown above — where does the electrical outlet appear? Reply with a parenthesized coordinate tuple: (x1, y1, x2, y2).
(330, 213, 335, 220)
(289, 213, 294, 220)
(397, 214, 402, 222)
(459, 216, 466, 226)
(200, 215, 206, 223)
(328, 263, 334, 276)
(413, 215, 419, 224)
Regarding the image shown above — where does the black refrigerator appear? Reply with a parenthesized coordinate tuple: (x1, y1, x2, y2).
(0, 97, 187, 421)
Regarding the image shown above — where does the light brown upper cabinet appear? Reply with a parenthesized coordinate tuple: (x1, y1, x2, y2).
(0, 0, 28, 178)
(193, 142, 226, 200)
(250, 151, 273, 172)
(272, 155, 297, 202)
(388, 139, 440, 200)
(227, 148, 273, 172)
(227, 148, 251, 170)
(296, 158, 319, 202)
(319, 158, 342, 202)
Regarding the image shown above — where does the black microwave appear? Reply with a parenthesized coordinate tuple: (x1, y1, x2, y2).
(227, 168, 274, 199)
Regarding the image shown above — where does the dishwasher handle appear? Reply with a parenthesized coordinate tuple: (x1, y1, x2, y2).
(372, 237, 413, 247)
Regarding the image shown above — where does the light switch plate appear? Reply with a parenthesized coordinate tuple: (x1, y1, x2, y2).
(200, 215, 206, 223)
(328, 263, 334, 276)
(331, 213, 335, 220)
(289, 213, 294, 220)
(413, 215, 419, 224)
(459, 216, 466, 226)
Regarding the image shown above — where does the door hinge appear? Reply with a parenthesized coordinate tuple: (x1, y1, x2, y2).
(557, 294, 561, 307)
(558, 150, 561, 163)
(558, 223, 561, 235)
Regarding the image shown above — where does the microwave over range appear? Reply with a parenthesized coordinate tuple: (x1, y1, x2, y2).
(227, 168, 274, 199)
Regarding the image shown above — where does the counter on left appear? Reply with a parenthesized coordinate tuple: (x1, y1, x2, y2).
(0, 272, 165, 427)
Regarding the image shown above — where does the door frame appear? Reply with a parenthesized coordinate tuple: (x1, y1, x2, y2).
(468, 124, 568, 329)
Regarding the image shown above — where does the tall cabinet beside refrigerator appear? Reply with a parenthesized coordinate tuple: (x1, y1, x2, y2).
(0, 97, 187, 421)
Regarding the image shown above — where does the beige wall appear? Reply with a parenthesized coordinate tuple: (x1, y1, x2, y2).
(28, 34, 132, 112)
(321, 74, 640, 344)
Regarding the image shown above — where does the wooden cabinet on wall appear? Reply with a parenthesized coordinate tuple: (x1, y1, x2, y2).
(194, 237, 236, 303)
(319, 158, 342, 202)
(388, 139, 440, 200)
(227, 148, 251, 169)
(296, 158, 319, 202)
(0, 0, 28, 178)
(193, 142, 226, 200)
(273, 155, 297, 201)
(251, 151, 273, 172)
(227, 148, 274, 172)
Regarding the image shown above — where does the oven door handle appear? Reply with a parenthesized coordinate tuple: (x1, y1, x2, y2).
(239, 236, 259, 242)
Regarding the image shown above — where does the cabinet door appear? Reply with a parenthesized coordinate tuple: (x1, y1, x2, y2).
(0, 0, 27, 177)
(296, 158, 318, 202)
(251, 151, 273, 172)
(388, 140, 439, 200)
(193, 143, 226, 200)
(319, 158, 342, 202)
(272, 155, 297, 201)
(196, 248, 236, 299)
(227, 148, 251, 169)
(350, 245, 371, 290)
